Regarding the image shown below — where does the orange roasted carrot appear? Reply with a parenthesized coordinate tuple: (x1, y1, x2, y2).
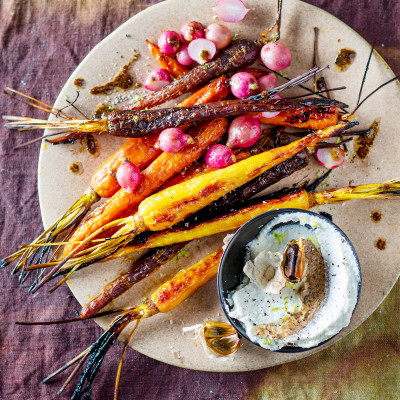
(147, 40, 190, 78)
(62, 117, 229, 256)
(91, 133, 161, 198)
(257, 107, 339, 130)
(179, 75, 230, 106)
(91, 75, 229, 198)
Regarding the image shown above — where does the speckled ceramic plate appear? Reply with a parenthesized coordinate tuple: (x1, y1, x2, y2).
(38, 0, 400, 372)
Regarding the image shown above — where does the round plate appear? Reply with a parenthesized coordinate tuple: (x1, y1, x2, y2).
(38, 0, 400, 372)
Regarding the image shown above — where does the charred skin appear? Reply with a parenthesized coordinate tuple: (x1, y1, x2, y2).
(79, 242, 188, 319)
(62, 117, 228, 257)
(151, 249, 223, 313)
(117, 190, 312, 255)
(125, 39, 261, 112)
(107, 98, 346, 137)
(80, 152, 308, 318)
(259, 107, 339, 129)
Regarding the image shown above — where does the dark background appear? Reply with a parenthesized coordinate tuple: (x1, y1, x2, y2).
(0, 1, 399, 399)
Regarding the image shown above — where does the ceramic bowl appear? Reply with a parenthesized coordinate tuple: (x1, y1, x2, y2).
(218, 208, 362, 353)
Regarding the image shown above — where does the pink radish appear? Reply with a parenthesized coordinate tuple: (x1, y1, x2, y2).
(230, 72, 259, 99)
(158, 31, 181, 55)
(116, 161, 141, 193)
(205, 23, 232, 49)
(213, 0, 250, 23)
(227, 116, 261, 148)
(156, 128, 194, 153)
(144, 68, 172, 91)
(206, 144, 236, 168)
(260, 42, 292, 71)
(176, 45, 194, 66)
(315, 147, 346, 169)
(188, 38, 216, 64)
(257, 73, 277, 92)
(181, 21, 204, 43)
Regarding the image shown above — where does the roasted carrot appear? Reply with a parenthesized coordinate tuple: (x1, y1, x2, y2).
(110, 177, 400, 257)
(91, 75, 229, 198)
(5, 66, 335, 141)
(2, 76, 230, 278)
(62, 117, 229, 257)
(179, 74, 230, 107)
(107, 97, 344, 138)
(79, 242, 188, 319)
(257, 106, 339, 130)
(80, 151, 308, 318)
(50, 121, 354, 276)
(146, 40, 190, 78)
(67, 249, 223, 400)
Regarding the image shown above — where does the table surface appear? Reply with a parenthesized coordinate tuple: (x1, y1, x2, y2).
(0, 1, 399, 399)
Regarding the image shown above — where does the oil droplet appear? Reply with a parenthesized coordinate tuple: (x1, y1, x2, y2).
(69, 162, 83, 175)
(84, 134, 97, 156)
(370, 211, 382, 222)
(74, 78, 85, 88)
(354, 119, 380, 159)
(90, 50, 140, 95)
(375, 238, 386, 250)
(335, 48, 356, 72)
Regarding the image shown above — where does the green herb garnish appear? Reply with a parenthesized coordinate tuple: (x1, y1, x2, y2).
(172, 249, 189, 263)
(271, 231, 285, 245)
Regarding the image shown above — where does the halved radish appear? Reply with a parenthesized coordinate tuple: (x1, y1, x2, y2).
(315, 147, 346, 169)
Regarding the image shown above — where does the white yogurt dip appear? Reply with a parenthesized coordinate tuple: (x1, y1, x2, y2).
(228, 212, 361, 350)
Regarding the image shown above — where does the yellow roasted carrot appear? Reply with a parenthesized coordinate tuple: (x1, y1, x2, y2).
(49, 121, 352, 277)
(62, 117, 228, 258)
(110, 177, 400, 257)
(2, 76, 230, 277)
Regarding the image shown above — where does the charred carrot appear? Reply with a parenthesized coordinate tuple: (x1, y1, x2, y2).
(257, 106, 339, 130)
(48, 121, 355, 277)
(79, 242, 188, 319)
(110, 176, 400, 257)
(146, 40, 190, 78)
(62, 117, 229, 257)
(4, 67, 340, 141)
(2, 76, 230, 277)
(108, 97, 346, 138)
(80, 151, 308, 318)
(68, 249, 223, 399)
(179, 74, 230, 107)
